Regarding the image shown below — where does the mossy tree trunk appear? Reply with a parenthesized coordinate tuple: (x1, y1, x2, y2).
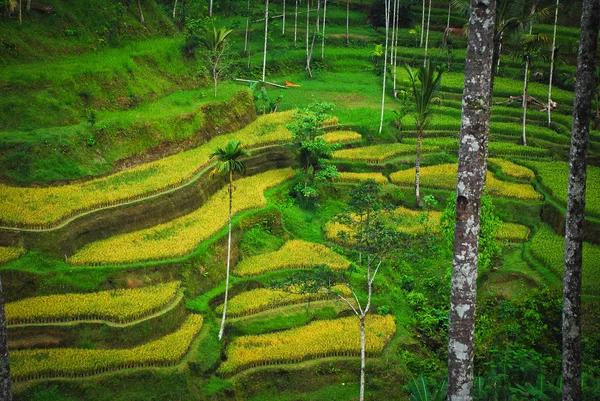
(448, 0, 496, 399)
(562, 0, 600, 400)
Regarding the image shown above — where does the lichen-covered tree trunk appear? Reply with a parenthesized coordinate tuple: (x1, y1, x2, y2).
(0, 275, 12, 401)
(562, 1, 600, 400)
(447, 1, 496, 400)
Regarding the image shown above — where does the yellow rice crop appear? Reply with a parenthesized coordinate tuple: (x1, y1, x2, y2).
(215, 285, 352, 317)
(389, 164, 542, 200)
(332, 143, 439, 163)
(6, 282, 181, 325)
(333, 172, 389, 185)
(0, 246, 24, 265)
(235, 240, 350, 277)
(0, 112, 294, 228)
(318, 130, 362, 144)
(69, 169, 295, 265)
(497, 222, 530, 242)
(219, 315, 395, 375)
(10, 314, 203, 381)
(488, 158, 535, 181)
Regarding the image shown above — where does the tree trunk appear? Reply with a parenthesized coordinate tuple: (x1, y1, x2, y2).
(346, 0, 350, 46)
(26, 0, 30, 12)
(18, 0, 21, 25)
(423, 0, 431, 65)
(0, 274, 11, 401)
(262, 0, 269, 82)
(420, 0, 425, 47)
(306, 0, 321, 78)
(522, 56, 530, 146)
(391, 0, 397, 94)
(218, 174, 234, 340)
(548, 0, 560, 125)
(446, 2, 451, 31)
(415, 128, 422, 208)
(321, 0, 327, 58)
(393, 0, 399, 95)
(562, 1, 599, 400)
(282, 0, 286, 35)
(448, 1, 496, 400)
(137, 0, 145, 24)
(378, 0, 391, 134)
(209, 0, 213, 17)
(359, 316, 366, 401)
(244, 0, 250, 53)
(306, 0, 310, 57)
(294, 0, 298, 47)
(172, 0, 178, 19)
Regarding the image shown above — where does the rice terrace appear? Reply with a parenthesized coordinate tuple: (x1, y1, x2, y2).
(0, 0, 599, 400)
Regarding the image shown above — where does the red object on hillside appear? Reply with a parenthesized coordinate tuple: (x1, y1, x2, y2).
(284, 81, 301, 87)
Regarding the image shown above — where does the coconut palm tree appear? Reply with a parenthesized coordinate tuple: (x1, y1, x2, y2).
(405, 60, 443, 208)
(211, 140, 250, 341)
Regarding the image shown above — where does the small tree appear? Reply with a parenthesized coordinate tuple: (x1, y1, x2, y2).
(202, 26, 233, 97)
(275, 180, 406, 401)
(211, 140, 250, 340)
(404, 60, 443, 208)
(287, 102, 339, 201)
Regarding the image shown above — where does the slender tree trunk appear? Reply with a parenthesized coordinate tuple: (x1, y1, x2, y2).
(262, 0, 270, 82)
(137, 0, 145, 24)
(346, 0, 350, 46)
(306, 0, 310, 57)
(415, 128, 422, 208)
(294, 0, 298, 47)
(244, 0, 250, 53)
(0, 275, 12, 401)
(522, 56, 530, 146)
(420, 0, 425, 47)
(446, 2, 451, 31)
(282, 0, 286, 35)
(562, 1, 599, 400)
(18, 0, 21, 25)
(218, 174, 234, 340)
(548, 0, 560, 125)
(321, 0, 327, 58)
(359, 316, 366, 401)
(448, 1, 496, 400)
(173, 0, 178, 19)
(423, 0, 432, 66)
(393, 0, 399, 95)
(307, 0, 321, 78)
(209, 0, 213, 17)
(391, 0, 397, 94)
(378, 0, 391, 134)
(26, 0, 30, 12)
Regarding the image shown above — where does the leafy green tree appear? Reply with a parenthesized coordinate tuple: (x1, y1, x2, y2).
(210, 140, 250, 340)
(201, 25, 233, 97)
(440, 193, 502, 272)
(404, 60, 443, 208)
(287, 102, 339, 201)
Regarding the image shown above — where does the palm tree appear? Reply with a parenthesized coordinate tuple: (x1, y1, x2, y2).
(547, 0, 559, 125)
(202, 26, 233, 97)
(423, 0, 432, 65)
(0, 274, 11, 401)
(405, 60, 443, 208)
(447, 0, 496, 398)
(562, 2, 599, 400)
(211, 140, 250, 341)
(262, 0, 270, 82)
(378, 0, 391, 134)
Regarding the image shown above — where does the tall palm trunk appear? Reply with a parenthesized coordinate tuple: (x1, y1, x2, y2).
(244, 0, 251, 53)
(393, 0, 399, 94)
(522, 55, 530, 146)
(448, 1, 496, 400)
(359, 316, 366, 401)
(391, 0, 397, 94)
(218, 172, 234, 340)
(420, 0, 425, 47)
(294, 0, 298, 47)
(548, 0, 560, 125)
(137, 0, 145, 24)
(415, 127, 423, 208)
(262, 0, 269, 82)
(423, 0, 432, 66)
(307, 0, 321, 78)
(173, 0, 178, 19)
(306, 0, 310, 57)
(378, 0, 391, 134)
(321, 0, 327, 58)
(282, 0, 286, 35)
(209, 0, 213, 16)
(446, 2, 451, 31)
(562, 1, 599, 400)
(0, 275, 11, 401)
(346, 0, 350, 46)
